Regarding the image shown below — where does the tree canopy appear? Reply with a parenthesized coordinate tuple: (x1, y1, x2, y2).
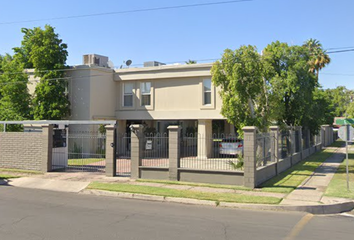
(212, 40, 331, 135)
(0, 54, 31, 130)
(13, 25, 69, 120)
(211, 46, 268, 133)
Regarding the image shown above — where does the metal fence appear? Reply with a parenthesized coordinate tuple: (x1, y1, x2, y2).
(256, 133, 273, 168)
(314, 134, 322, 145)
(302, 129, 310, 149)
(280, 130, 291, 159)
(65, 130, 106, 172)
(141, 133, 169, 168)
(116, 133, 131, 177)
(294, 130, 300, 153)
(180, 134, 242, 171)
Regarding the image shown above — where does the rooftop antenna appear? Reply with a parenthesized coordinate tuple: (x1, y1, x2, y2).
(126, 60, 132, 68)
(120, 60, 133, 69)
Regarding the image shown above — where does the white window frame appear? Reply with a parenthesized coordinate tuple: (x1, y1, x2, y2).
(203, 79, 212, 106)
(122, 83, 134, 108)
(140, 82, 151, 107)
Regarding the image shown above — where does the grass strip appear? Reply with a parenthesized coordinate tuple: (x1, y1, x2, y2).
(88, 182, 281, 205)
(0, 174, 20, 180)
(68, 158, 104, 166)
(136, 179, 252, 191)
(261, 141, 342, 193)
(0, 168, 42, 174)
(325, 150, 354, 199)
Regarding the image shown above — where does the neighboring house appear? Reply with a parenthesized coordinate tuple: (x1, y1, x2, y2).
(27, 54, 236, 139)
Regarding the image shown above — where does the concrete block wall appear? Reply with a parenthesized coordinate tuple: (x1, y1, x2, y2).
(253, 125, 334, 187)
(126, 124, 334, 188)
(0, 132, 43, 171)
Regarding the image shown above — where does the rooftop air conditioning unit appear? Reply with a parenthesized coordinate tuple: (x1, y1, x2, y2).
(83, 54, 109, 68)
(143, 61, 166, 67)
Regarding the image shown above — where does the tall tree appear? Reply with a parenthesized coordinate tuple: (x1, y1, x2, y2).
(262, 41, 317, 131)
(185, 59, 197, 64)
(13, 25, 69, 120)
(326, 86, 354, 117)
(303, 38, 331, 81)
(211, 46, 268, 134)
(0, 54, 31, 128)
(212, 41, 331, 135)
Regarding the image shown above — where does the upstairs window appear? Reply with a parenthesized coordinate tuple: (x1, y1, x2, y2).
(123, 83, 134, 107)
(203, 79, 211, 105)
(140, 82, 151, 106)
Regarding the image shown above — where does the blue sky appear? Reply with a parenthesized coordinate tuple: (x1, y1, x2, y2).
(0, 0, 353, 89)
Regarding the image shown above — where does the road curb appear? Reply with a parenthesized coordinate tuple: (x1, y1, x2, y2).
(81, 189, 354, 214)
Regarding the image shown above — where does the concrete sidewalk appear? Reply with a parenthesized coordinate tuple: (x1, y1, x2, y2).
(1, 146, 354, 214)
(281, 147, 347, 206)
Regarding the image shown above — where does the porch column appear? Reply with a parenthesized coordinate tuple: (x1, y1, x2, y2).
(197, 119, 212, 159)
(130, 124, 144, 179)
(117, 120, 127, 155)
(168, 126, 181, 181)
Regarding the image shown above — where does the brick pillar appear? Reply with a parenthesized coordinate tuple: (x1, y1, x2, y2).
(130, 124, 144, 179)
(168, 126, 180, 181)
(321, 125, 326, 147)
(289, 128, 296, 155)
(243, 126, 257, 188)
(105, 124, 116, 177)
(298, 127, 303, 153)
(41, 124, 53, 172)
(270, 126, 280, 173)
(321, 125, 331, 146)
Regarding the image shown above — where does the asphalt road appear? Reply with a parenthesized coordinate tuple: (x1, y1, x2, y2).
(0, 186, 353, 240)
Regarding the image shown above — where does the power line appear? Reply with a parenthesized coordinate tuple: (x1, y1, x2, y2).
(0, 74, 115, 86)
(0, 48, 353, 77)
(326, 46, 354, 50)
(321, 73, 354, 77)
(327, 49, 354, 54)
(0, 0, 252, 25)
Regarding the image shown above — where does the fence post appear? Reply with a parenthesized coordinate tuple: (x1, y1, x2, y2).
(321, 125, 325, 147)
(130, 124, 144, 179)
(105, 124, 116, 177)
(289, 128, 296, 155)
(41, 124, 53, 172)
(298, 127, 303, 153)
(243, 126, 257, 188)
(270, 126, 279, 174)
(168, 125, 180, 181)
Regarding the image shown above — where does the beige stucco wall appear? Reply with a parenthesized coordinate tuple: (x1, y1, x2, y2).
(114, 63, 224, 120)
(26, 69, 38, 96)
(25, 63, 225, 122)
(67, 65, 115, 120)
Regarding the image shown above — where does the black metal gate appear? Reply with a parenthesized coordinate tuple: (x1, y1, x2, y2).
(116, 133, 131, 176)
(52, 125, 106, 172)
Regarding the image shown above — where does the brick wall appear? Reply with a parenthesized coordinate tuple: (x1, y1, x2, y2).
(0, 132, 43, 171)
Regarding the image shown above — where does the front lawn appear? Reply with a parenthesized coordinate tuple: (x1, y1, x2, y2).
(325, 151, 354, 199)
(137, 179, 252, 191)
(88, 182, 281, 205)
(0, 174, 19, 180)
(260, 141, 342, 193)
(68, 158, 104, 166)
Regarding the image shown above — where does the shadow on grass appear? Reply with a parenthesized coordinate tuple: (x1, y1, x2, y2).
(259, 142, 341, 193)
